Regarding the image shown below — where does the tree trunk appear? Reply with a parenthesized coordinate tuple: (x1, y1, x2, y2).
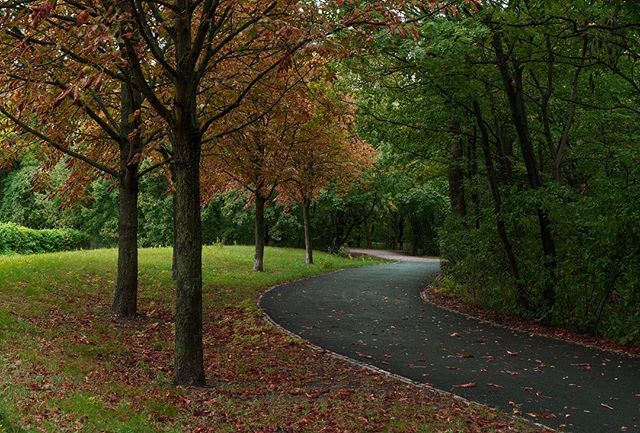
(410, 217, 420, 256)
(112, 81, 142, 317)
(112, 165, 139, 316)
(302, 197, 313, 265)
(170, 163, 178, 281)
(254, 193, 266, 272)
(492, 31, 557, 311)
(467, 128, 481, 229)
(171, 88, 205, 386)
(448, 122, 467, 218)
(394, 213, 404, 250)
(332, 210, 345, 253)
(474, 101, 529, 310)
(172, 135, 205, 386)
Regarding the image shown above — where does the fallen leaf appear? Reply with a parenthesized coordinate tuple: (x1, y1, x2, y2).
(527, 412, 557, 419)
(454, 382, 476, 389)
(572, 363, 592, 371)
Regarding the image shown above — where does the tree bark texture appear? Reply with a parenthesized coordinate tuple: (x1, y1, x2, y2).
(112, 82, 142, 317)
(254, 193, 267, 271)
(302, 197, 313, 265)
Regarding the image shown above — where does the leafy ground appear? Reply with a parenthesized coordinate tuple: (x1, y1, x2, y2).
(0, 246, 544, 433)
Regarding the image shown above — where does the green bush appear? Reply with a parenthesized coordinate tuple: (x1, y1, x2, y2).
(0, 223, 88, 255)
(439, 167, 640, 344)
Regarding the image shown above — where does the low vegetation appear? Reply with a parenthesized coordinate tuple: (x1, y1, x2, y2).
(0, 223, 87, 255)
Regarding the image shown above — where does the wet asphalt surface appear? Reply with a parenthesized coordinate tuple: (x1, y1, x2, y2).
(260, 252, 640, 433)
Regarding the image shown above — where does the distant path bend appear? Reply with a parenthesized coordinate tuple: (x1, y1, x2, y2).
(260, 249, 640, 433)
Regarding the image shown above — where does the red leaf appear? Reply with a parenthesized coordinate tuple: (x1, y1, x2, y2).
(53, 88, 72, 109)
(77, 9, 90, 24)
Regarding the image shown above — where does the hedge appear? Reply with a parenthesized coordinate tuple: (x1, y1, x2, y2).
(0, 223, 88, 255)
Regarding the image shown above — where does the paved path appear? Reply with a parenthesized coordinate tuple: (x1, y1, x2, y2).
(260, 250, 640, 433)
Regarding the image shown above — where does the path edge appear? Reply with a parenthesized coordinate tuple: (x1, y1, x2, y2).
(420, 276, 640, 360)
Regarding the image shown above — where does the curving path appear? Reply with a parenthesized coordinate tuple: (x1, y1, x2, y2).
(260, 250, 640, 433)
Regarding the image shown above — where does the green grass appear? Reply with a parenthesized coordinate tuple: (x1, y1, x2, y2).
(0, 246, 541, 433)
(0, 246, 375, 433)
(0, 246, 370, 317)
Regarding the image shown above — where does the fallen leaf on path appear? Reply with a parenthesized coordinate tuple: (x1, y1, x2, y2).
(450, 352, 474, 359)
(453, 382, 476, 389)
(355, 351, 374, 360)
(572, 363, 592, 371)
(527, 412, 557, 419)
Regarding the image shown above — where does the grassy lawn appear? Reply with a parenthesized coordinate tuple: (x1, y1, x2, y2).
(0, 246, 543, 433)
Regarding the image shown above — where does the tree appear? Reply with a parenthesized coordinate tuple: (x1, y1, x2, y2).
(0, 6, 169, 317)
(0, 0, 444, 384)
(276, 86, 377, 264)
(108, 0, 335, 384)
(202, 67, 316, 271)
(346, 0, 640, 341)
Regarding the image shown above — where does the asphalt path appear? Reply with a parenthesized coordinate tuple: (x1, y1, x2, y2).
(260, 250, 640, 433)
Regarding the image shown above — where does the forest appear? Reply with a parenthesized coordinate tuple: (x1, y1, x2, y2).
(0, 1, 638, 432)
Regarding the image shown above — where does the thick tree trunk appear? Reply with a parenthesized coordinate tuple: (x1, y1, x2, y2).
(448, 122, 467, 218)
(170, 163, 178, 281)
(254, 193, 266, 271)
(302, 197, 313, 265)
(112, 81, 142, 317)
(171, 67, 205, 384)
(112, 165, 139, 316)
(172, 131, 205, 386)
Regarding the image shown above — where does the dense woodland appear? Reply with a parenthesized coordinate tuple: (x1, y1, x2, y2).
(1, 0, 639, 391)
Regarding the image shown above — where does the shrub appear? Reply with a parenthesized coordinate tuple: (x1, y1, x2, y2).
(0, 223, 88, 255)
